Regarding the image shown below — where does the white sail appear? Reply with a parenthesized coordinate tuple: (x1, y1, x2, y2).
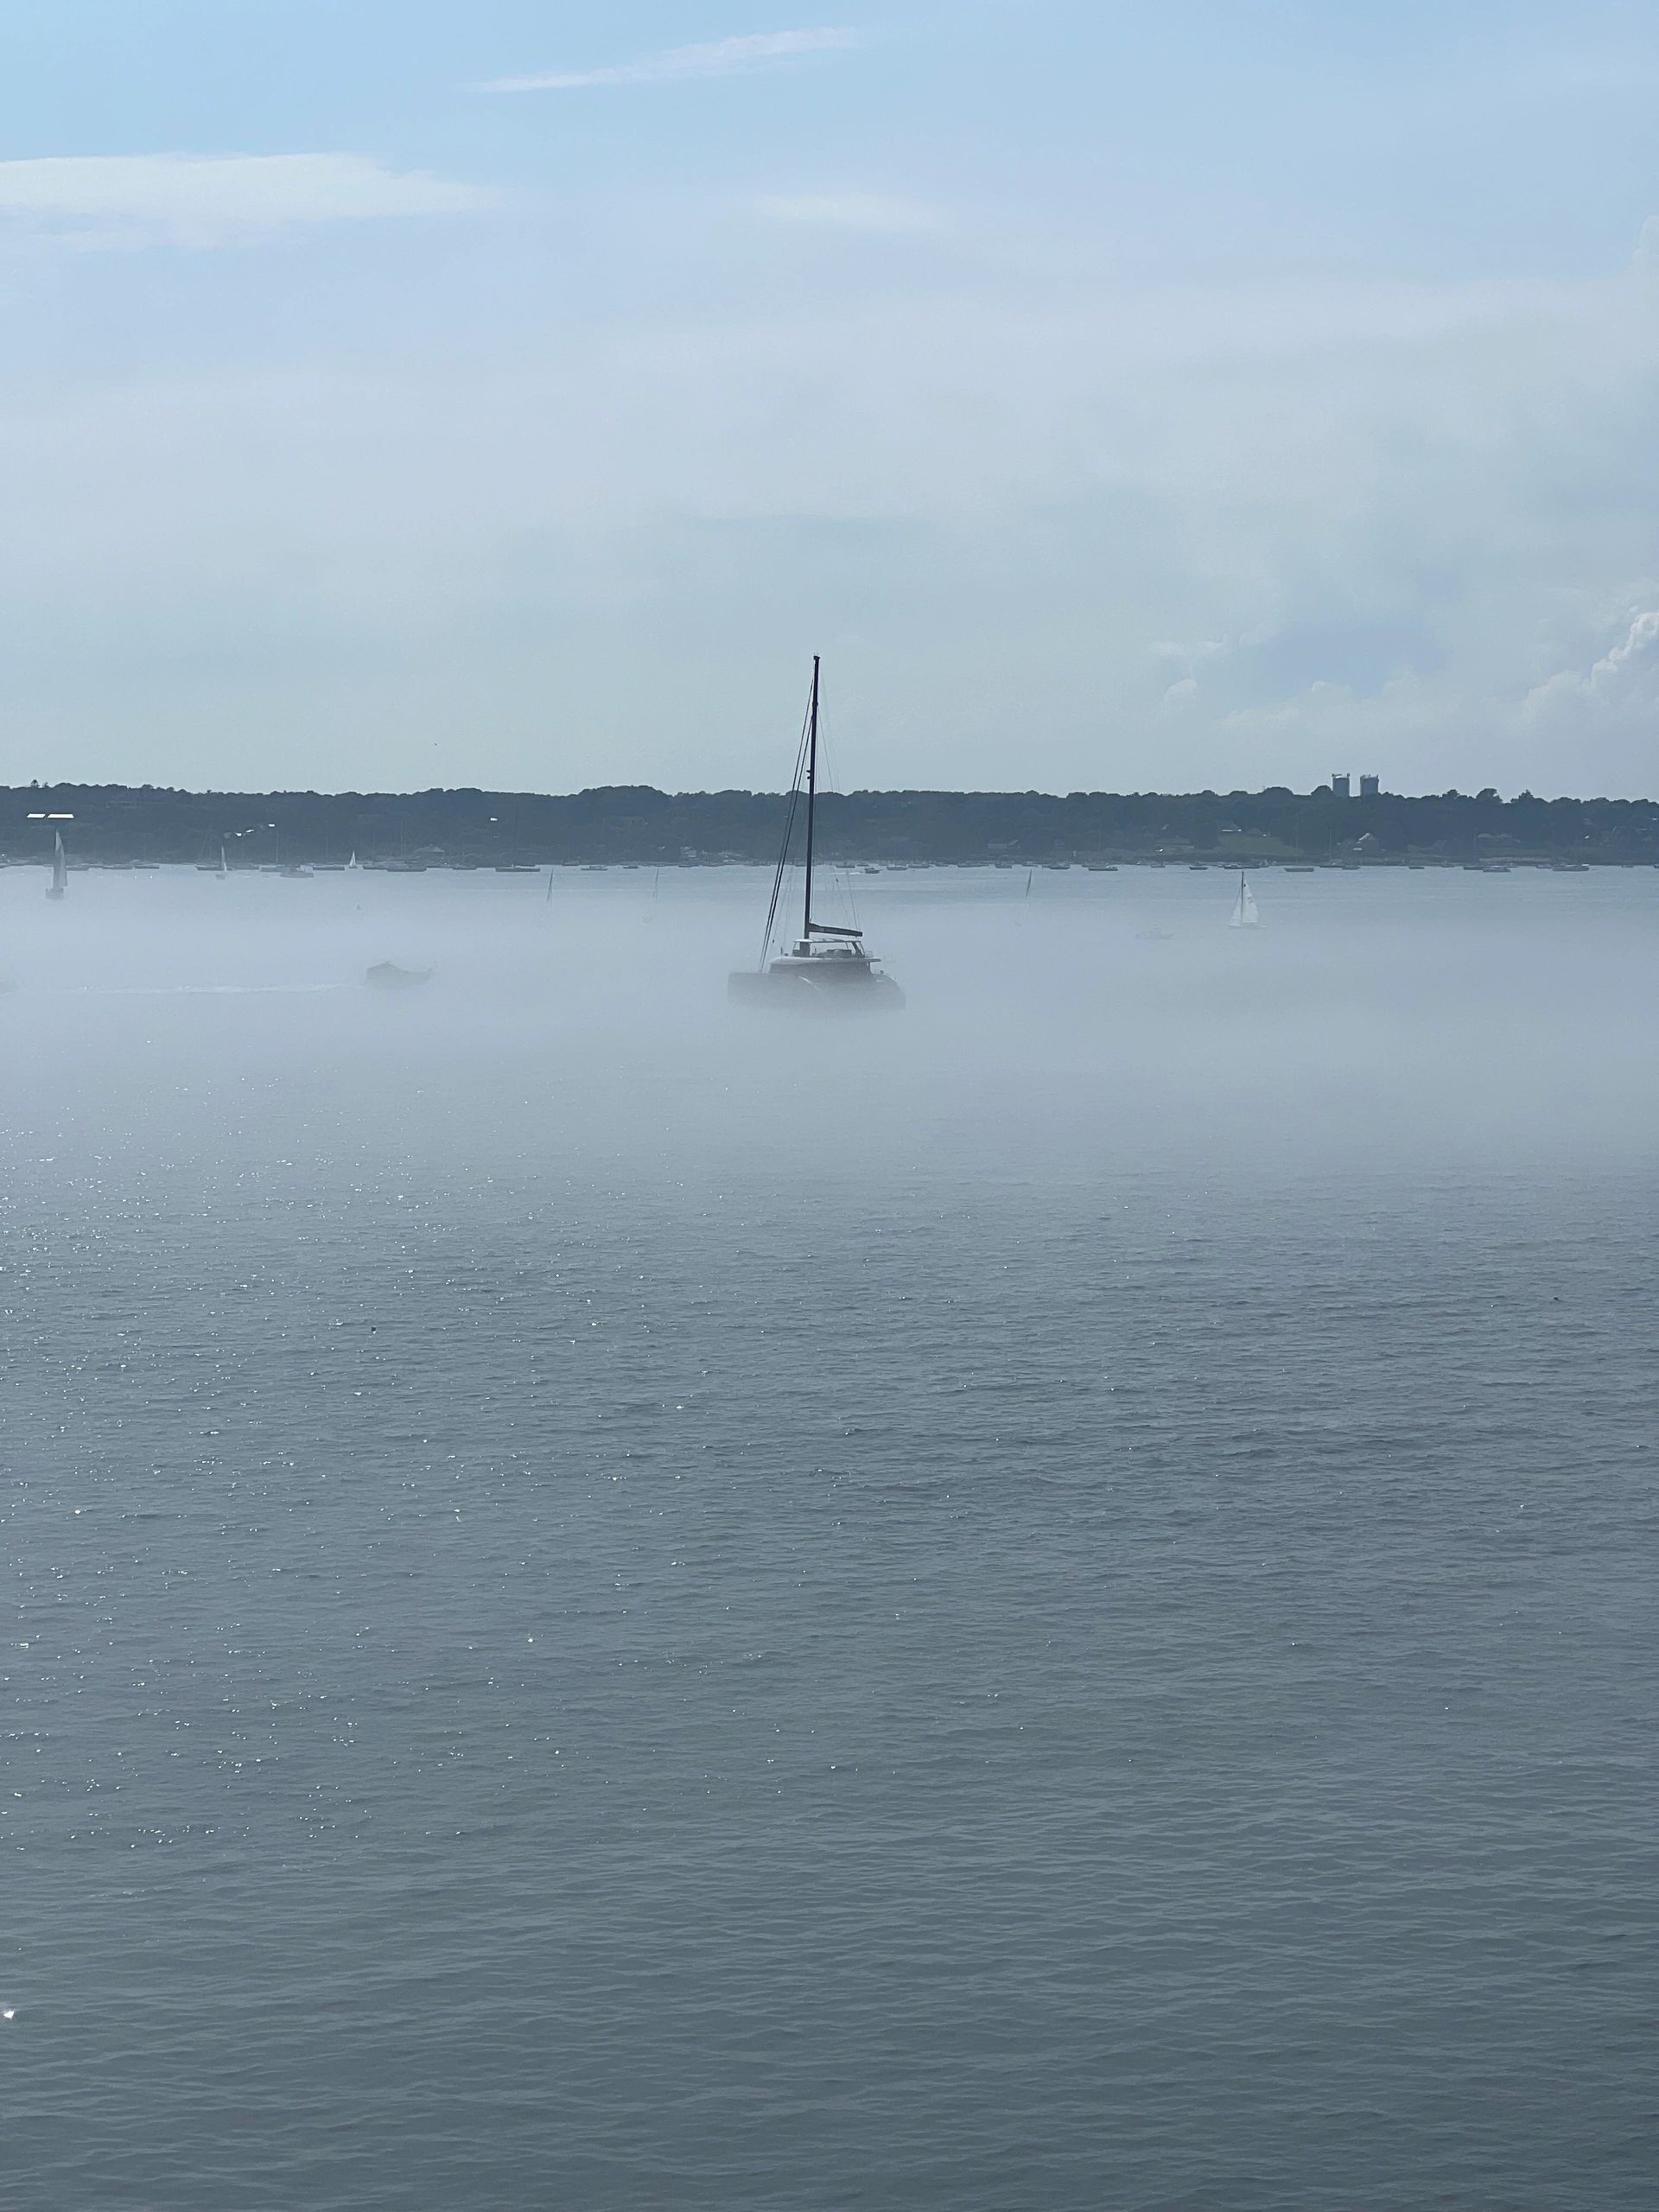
(48, 831, 67, 899)
(1230, 874, 1259, 929)
(218, 842, 229, 878)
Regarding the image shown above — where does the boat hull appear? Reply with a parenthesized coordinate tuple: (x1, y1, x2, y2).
(729, 969, 905, 1013)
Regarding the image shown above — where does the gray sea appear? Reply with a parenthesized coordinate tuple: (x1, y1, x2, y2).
(3, 861, 1656, 2210)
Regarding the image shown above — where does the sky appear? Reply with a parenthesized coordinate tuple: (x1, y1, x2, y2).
(3, 0, 1659, 797)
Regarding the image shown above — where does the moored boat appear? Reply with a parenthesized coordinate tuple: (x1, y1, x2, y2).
(365, 962, 433, 990)
(728, 657, 904, 1013)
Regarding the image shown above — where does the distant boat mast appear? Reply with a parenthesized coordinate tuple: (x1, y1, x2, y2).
(802, 654, 819, 942)
(789, 656, 860, 951)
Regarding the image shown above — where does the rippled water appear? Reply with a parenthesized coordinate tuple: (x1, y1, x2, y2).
(3, 864, 1656, 2209)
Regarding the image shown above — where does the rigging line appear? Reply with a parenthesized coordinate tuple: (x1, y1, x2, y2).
(758, 688, 814, 966)
(773, 710, 812, 945)
(760, 742, 804, 963)
(815, 696, 861, 938)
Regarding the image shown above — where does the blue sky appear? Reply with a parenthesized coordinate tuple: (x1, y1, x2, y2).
(4, 1, 1659, 794)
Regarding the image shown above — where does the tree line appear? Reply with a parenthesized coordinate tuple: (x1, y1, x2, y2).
(3, 781, 1656, 864)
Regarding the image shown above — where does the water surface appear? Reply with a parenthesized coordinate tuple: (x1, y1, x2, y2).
(3, 864, 1656, 2208)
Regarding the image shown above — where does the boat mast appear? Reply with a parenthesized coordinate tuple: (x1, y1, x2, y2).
(802, 653, 819, 940)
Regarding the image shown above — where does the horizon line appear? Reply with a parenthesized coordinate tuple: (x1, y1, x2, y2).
(3, 781, 1654, 807)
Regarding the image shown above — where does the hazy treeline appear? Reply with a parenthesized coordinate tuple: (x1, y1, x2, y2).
(4, 781, 1656, 866)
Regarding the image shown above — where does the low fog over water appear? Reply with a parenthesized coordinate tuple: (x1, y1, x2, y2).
(7, 860, 1658, 1172)
(5, 863, 1657, 2209)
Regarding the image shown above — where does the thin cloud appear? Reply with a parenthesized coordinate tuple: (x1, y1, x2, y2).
(1522, 606, 1659, 729)
(481, 29, 861, 94)
(756, 193, 944, 235)
(0, 154, 493, 249)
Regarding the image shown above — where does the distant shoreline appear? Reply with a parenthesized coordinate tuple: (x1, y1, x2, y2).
(5, 783, 1656, 869)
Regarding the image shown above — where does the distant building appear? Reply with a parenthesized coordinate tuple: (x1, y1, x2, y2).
(1330, 772, 1351, 799)
(1359, 773, 1380, 798)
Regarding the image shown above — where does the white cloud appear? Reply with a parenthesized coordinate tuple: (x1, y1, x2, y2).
(1586, 604, 1659, 685)
(1520, 604, 1659, 735)
(0, 154, 493, 249)
(8, 226, 1659, 793)
(755, 193, 944, 234)
(481, 29, 861, 94)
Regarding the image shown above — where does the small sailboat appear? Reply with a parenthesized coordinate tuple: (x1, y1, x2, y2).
(1229, 872, 1260, 930)
(47, 830, 67, 901)
(728, 657, 903, 1011)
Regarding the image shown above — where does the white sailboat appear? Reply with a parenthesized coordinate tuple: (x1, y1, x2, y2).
(1229, 872, 1260, 930)
(47, 831, 67, 901)
(728, 657, 903, 1011)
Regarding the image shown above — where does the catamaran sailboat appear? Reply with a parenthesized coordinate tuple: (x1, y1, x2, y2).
(46, 831, 67, 901)
(728, 657, 904, 1011)
(1229, 872, 1260, 930)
